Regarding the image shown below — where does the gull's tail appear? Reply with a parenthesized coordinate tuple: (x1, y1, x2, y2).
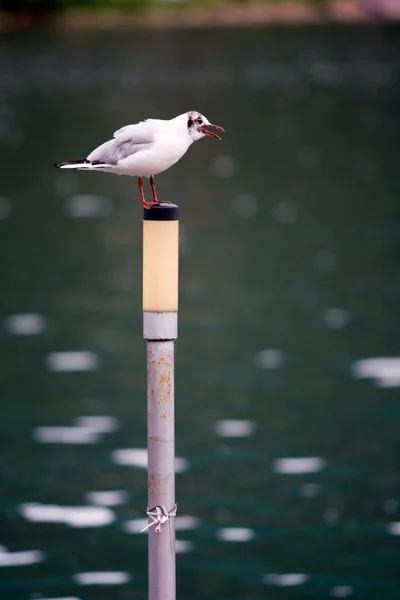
(54, 159, 105, 170)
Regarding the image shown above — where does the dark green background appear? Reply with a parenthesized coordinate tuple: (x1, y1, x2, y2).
(0, 24, 400, 600)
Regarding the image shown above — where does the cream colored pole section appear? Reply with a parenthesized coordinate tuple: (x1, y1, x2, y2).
(143, 212, 179, 313)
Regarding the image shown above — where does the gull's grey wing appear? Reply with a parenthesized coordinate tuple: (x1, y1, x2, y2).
(87, 122, 155, 165)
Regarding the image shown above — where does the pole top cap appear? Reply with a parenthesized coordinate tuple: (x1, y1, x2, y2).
(143, 203, 179, 221)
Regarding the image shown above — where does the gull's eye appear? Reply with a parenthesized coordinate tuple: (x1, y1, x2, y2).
(195, 118, 203, 125)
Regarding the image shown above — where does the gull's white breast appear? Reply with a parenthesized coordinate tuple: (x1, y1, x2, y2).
(118, 132, 191, 178)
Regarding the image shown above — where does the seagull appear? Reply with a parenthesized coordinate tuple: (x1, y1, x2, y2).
(54, 111, 224, 208)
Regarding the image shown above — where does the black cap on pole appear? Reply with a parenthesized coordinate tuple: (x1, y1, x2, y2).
(143, 203, 179, 221)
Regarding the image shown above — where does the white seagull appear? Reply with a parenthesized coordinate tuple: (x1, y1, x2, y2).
(54, 110, 224, 208)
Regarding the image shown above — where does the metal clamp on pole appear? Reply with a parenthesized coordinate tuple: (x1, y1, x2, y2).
(143, 202, 178, 600)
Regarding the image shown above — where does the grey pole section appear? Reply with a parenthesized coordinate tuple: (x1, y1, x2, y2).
(143, 203, 179, 600)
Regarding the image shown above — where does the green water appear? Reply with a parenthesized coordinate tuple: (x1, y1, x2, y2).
(1, 24, 400, 600)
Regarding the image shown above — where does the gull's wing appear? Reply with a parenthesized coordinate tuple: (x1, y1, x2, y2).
(87, 121, 155, 165)
(113, 120, 155, 142)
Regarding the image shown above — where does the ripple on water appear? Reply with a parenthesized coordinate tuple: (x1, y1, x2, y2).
(19, 503, 115, 528)
(273, 457, 326, 474)
(4, 313, 47, 335)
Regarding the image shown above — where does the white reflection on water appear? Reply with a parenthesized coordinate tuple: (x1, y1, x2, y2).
(75, 415, 117, 433)
(175, 515, 201, 530)
(0, 197, 11, 219)
(112, 448, 189, 473)
(122, 518, 148, 534)
(262, 573, 309, 586)
(86, 490, 128, 507)
(0, 547, 44, 567)
(213, 419, 256, 437)
(254, 349, 286, 369)
(216, 527, 255, 542)
(331, 586, 354, 598)
(45, 351, 99, 372)
(34, 426, 100, 444)
(176, 540, 195, 554)
(273, 457, 326, 474)
(387, 522, 400, 535)
(65, 194, 111, 218)
(74, 571, 131, 585)
(20, 503, 114, 528)
(351, 357, 400, 387)
(4, 313, 47, 335)
(34, 415, 117, 444)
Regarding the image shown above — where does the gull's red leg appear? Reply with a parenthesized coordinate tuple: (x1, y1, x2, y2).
(149, 176, 160, 204)
(150, 176, 170, 205)
(138, 176, 154, 209)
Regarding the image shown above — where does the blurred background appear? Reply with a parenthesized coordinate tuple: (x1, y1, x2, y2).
(1, 1, 400, 599)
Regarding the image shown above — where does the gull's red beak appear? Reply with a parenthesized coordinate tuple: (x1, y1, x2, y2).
(199, 123, 225, 140)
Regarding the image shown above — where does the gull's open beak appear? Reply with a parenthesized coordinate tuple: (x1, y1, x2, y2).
(199, 124, 225, 140)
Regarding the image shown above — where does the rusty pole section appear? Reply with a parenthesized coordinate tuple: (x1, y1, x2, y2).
(143, 203, 179, 600)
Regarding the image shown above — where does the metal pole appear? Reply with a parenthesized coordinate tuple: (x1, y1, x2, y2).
(143, 203, 179, 600)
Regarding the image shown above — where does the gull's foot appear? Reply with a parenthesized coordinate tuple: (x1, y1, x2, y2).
(143, 200, 172, 208)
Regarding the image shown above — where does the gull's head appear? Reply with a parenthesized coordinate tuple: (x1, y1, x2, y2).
(184, 111, 225, 142)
